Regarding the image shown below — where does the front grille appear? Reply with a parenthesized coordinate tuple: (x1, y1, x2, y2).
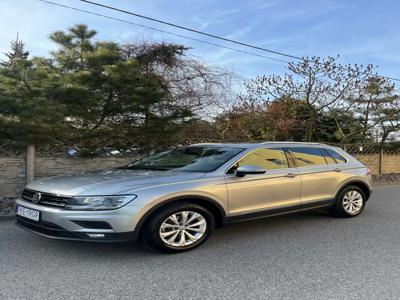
(21, 189, 71, 208)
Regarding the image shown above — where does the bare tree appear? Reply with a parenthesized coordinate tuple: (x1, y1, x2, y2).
(121, 42, 234, 120)
(244, 56, 374, 141)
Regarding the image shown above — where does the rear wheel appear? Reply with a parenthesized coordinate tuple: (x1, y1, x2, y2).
(330, 185, 366, 218)
(142, 202, 215, 253)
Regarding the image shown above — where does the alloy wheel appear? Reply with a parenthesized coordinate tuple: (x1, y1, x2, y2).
(159, 210, 207, 247)
(342, 190, 363, 215)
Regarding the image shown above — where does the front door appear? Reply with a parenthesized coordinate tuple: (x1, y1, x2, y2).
(225, 147, 302, 218)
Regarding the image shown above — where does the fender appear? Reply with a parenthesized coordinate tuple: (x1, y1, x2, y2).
(131, 195, 228, 241)
(335, 179, 372, 201)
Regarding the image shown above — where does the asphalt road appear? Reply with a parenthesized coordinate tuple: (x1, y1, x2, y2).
(1, 185, 400, 300)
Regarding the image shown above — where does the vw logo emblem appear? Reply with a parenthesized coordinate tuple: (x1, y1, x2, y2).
(32, 192, 42, 204)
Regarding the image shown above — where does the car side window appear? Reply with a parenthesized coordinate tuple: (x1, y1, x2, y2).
(234, 148, 289, 171)
(288, 147, 327, 167)
(321, 148, 337, 164)
(326, 149, 347, 163)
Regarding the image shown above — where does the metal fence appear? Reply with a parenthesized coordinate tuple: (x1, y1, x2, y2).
(328, 143, 400, 175)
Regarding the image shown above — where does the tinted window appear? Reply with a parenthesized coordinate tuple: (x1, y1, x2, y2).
(236, 148, 289, 170)
(321, 149, 337, 164)
(326, 149, 347, 163)
(123, 147, 244, 172)
(289, 147, 327, 167)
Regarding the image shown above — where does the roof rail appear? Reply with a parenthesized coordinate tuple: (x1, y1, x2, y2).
(258, 141, 323, 145)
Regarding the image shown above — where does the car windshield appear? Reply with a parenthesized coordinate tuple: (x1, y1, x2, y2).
(123, 146, 244, 172)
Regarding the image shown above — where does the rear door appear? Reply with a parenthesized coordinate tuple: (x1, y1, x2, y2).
(225, 147, 302, 217)
(287, 147, 339, 208)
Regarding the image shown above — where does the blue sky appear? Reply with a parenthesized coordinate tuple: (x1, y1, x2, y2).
(1, 0, 399, 80)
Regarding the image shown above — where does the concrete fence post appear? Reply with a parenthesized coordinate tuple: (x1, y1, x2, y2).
(26, 144, 35, 184)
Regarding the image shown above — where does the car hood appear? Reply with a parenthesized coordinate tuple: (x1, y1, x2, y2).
(25, 169, 206, 196)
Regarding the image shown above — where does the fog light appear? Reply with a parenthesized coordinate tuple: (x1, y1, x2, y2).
(87, 233, 105, 238)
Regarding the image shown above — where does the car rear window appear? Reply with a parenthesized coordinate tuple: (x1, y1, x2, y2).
(321, 148, 337, 164)
(288, 147, 327, 167)
(325, 149, 347, 164)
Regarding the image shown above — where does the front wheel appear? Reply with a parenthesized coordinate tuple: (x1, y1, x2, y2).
(142, 202, 215, 253)
(330, 186, 366, 218)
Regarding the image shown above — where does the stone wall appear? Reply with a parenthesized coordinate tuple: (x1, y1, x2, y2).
(352, 154, 380, 174)
(1, 155, 141, 198)
(382, 154, 400, 174)
(353, 153, 400, 175)
(1, 153, 400, 199)
(34, 156, 139, 179)
(0, 157, 26, 197)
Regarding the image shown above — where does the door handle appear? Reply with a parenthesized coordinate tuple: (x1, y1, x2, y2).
(333, 168, 342, 172)
(284, 173, 297, 178)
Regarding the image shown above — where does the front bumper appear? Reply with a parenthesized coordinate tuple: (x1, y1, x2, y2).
(15, 198, 144, 243)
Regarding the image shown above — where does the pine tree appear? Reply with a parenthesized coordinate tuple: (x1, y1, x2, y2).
(0, 35, 67, 146)
(1, 33, 29, 67)
(0, 25, 231, 152)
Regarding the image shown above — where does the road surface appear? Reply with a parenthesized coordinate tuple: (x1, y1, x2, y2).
(1, 185, 400, 299)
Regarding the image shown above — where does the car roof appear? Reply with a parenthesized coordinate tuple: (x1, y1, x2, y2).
(190, 141, 328, 149)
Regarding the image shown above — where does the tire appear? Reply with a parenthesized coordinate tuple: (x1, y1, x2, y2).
(330, 185, 366, 218)
(142, 202, 215, 253)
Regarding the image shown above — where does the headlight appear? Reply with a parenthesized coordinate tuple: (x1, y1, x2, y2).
(65, 195, 137, 210)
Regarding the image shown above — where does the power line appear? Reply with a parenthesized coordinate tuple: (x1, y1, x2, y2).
(38, 0, 400, 82)
(38, 0, 288, 64)
(78, 0, 400, 83)
(80, 0, 302, 61)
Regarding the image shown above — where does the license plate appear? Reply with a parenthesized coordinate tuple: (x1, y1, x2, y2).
(16, 205, 40, 221)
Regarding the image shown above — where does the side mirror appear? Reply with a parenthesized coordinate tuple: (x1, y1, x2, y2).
(236, 165, 266, 177)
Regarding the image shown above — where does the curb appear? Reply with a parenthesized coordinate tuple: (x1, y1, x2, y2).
(373, 182, 400, 187)
(0, 214, 15, 221)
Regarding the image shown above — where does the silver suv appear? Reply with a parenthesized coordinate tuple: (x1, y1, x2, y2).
(15, 142, 372, 253)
